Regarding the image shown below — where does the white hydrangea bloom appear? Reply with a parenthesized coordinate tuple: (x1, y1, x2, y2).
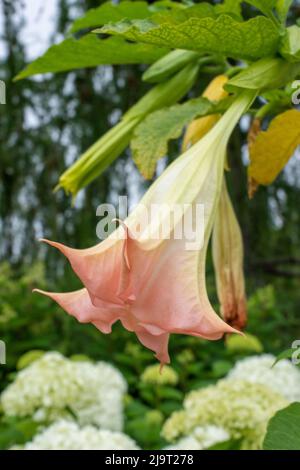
(21, 420, 139, 450)
(162, 379, 287, 449)
(164, 436, 201, 450)
(227, 354, 300, 402)
(164, 425, 230, 450)
(1, 352, 127, 431)
(193, 425, 230, 448)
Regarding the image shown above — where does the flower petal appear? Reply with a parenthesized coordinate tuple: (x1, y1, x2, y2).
(33, 288, 123, 333)
(39, 235, 131, 306)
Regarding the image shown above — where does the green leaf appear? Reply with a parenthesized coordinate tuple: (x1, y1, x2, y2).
(263, 403, 300, 450)
(275, 0, 292, 23)
(211, 360, 233, 378)
(125, 399, 150, 419)
(272, 348, 294, 367)
(0, 418, 40, 450)
(100, 15, 280, 60)
(156, 386, 184, 401)
(149, 2, 242, 24)
(150, 3, 217, 24)
(244, 0, 277, 16)
(159, 400, 183, 414)
(131, 96, 224, 179)
(70, 1, 187, 33)
(226, 57, 300, 92)
(208, 439, 242, 450)
(70, 1, 154, 33)
(125, 416, 162, 446)
(71, 1, 211, 34)
(280, 26, 300, 62)
(15, 35, 168, 80)
(215, 0, 242, 18)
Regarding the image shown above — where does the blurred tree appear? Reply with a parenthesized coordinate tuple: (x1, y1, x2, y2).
(0, 0, 147, 278)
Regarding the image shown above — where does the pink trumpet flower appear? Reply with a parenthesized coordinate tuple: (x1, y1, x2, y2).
(34, 91, 255, 364)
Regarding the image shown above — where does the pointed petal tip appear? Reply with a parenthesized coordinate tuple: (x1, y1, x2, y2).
(32, 288, 55, 299)
(38, 238, 75, 258)
(32, 288, 45, 295)
(39, 238, 62, 248)
(226, 324, 244, 337)
(32, 289, 68, 305)
(39, 238, 60, 248)
(158, 359, 170, 371)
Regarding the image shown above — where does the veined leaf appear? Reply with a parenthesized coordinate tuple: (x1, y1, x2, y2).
(248, 109, 300, 186)
(151, 3, 217, 24)
(100, 15, 280, 60)
(70, 0, 173, 33)
(131, 97, 228, 179)
(263, 403, 300, 450)
(145, 1, 242, 25)
(15, 35, 168, 80)
(71, 1, 214, 34)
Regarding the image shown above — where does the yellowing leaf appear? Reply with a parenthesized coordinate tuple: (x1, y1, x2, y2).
(248, 109, 300, 186)
(182, 75, 228, 150)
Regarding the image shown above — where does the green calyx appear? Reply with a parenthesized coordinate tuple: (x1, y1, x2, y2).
(142, 49, 200, 83)
(279, 25, 300, 62)
(226, 57, 300, 93)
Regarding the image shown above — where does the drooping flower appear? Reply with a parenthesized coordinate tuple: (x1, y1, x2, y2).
(182, 75, 247, 330)
(212, 179, 247, 329)
(34, 90, 256, 364)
